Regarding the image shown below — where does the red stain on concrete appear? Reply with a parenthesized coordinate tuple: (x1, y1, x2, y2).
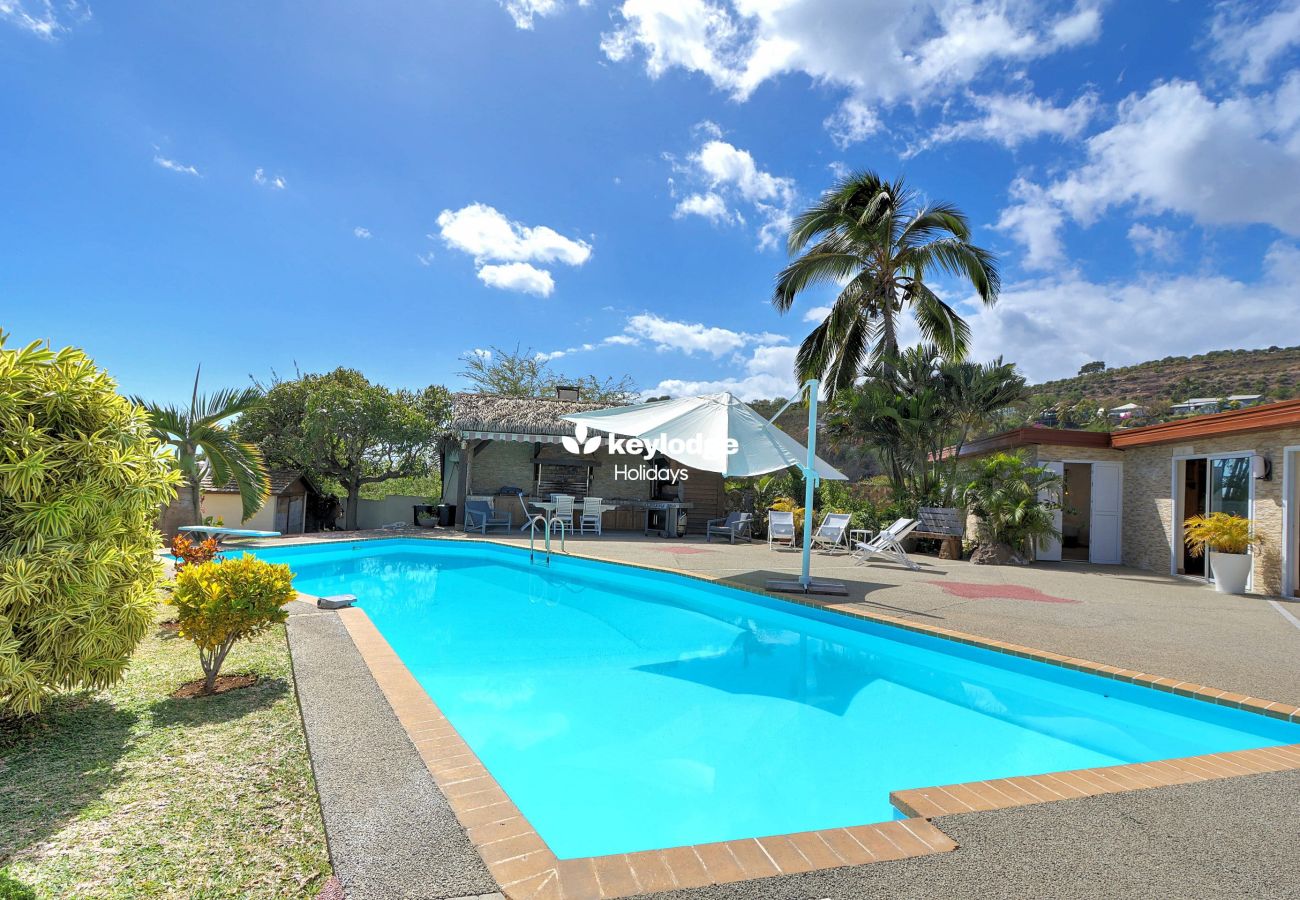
(926, 580, 1079, 604)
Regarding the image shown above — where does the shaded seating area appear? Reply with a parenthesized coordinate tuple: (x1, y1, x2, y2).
(706, 511, 753, 543)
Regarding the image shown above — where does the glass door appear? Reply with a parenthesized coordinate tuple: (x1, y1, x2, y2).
(1209, 456, 1251, 519)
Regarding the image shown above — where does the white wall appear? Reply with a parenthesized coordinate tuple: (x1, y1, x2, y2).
(348, 494, 433, 530)
(202, 492, 278, 532)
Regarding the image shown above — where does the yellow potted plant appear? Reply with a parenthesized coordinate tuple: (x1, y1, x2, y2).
(1182, 513, 1260, 595)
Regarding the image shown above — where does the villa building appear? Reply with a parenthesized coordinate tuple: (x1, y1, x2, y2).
(956, 399, 1300, 597)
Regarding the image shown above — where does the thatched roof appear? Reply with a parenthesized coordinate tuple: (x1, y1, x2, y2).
(449, 392, 611, 437)
(201, 467, 312, 495)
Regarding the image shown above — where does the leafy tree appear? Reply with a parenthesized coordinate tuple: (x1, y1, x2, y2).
(963, 452, 1062, 564)
(0, 336, 179, 717)
(773, 170, 999, 393)
(173, 555, 294, 694)
(237, 368, 451, 530)
(825, 346, 1026, 507)
(134, 368, 269, 525)
(457, 345, 638, 405)
(1078, 361, 1106, 375)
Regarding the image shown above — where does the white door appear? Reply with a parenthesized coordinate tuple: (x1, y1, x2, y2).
(1037, 460, 1064, 561)
(1090, 462, 1122, 564)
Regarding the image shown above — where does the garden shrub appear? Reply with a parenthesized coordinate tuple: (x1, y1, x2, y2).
(170, 533, 219, 571)
(0, 337, 179, 717)
(173, 554, 294, 693)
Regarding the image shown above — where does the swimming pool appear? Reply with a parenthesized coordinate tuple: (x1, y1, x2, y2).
(256, 539, 1300, 859)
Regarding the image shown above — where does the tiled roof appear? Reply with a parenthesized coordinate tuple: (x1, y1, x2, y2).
(201, 467, 306, 495)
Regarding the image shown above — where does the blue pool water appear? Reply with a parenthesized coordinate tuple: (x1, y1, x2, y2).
(253, 539, 1299, 858)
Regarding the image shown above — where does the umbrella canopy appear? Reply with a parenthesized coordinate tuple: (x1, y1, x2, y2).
(562, 392, 846, 480)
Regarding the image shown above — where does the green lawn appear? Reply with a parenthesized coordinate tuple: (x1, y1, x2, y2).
(0, 607, 332, 899)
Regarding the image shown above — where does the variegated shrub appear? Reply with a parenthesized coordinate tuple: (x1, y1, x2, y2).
(0, 335, 179, 716)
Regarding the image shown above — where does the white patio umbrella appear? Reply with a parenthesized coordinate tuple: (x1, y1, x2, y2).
(564, 381, 847, 593)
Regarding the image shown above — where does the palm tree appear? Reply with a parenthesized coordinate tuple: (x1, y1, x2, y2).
(772, 171, 1000, 394)
(135, 368, 270, 527)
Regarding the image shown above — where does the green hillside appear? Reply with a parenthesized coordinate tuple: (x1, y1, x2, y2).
(1030, 345, 1300, 406)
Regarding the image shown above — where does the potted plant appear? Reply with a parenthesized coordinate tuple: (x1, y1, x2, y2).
(1183, 513, 1260, 595)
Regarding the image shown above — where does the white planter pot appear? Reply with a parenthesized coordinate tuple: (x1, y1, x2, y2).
(1208, 551, 1252, 595)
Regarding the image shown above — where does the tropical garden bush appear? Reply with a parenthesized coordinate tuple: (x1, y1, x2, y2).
(826, 346, 1026, 508)
(0, 336, 179, 717)
(962, 452, 1062, 566)
(1183, 512, 1260, 557)
(172, 554, 295, 694)
(170, 533, 219, 571)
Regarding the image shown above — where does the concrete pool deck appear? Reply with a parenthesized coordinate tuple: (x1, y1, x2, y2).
(272, 529, 1300, 898)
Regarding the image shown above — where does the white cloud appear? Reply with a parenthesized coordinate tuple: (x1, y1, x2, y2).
(1127, 222, 1178, 260)
(471, 348, 493, 360)
(499, 0, 565, 29)
(914, 90, 1098, 152)
(353, 226, 372, 239)
(436, 202, 591, 266)
(644, 343, 798, 401)
(1048, 78, 1300, 234)
(1211, 0, 1300, 84)
(802, 305, 833, 323)
(996, 178, 1066, 270)
(668, 133, 796, 249)
(964, 242, 1300, 382)
(0, 0, 90, 39)
(253, 167, 287, 190)
(623, 313, 752, 356)
(436, 202, 591, 295)
(603, 0, 1103, 144)
(476, 262, 556, 296)
(153, 154, 200, 177)
(673, 191, 733, 222)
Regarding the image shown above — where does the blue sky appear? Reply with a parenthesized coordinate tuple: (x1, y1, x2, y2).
(3, 1, 1300, 404)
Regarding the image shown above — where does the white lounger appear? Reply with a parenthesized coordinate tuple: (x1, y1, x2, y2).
(853, 518, 920, 570)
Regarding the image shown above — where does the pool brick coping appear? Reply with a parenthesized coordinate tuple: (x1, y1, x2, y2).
(289, 533, 1300, 898)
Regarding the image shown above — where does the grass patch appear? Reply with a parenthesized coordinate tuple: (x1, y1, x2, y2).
(0, 605, 331, 899)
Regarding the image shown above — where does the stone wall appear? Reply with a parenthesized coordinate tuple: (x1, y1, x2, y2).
(1120, 426, 1300, 595)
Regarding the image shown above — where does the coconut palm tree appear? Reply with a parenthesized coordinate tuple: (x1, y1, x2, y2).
(772, 171, 1000, 394)
(135, 368, 270, 527)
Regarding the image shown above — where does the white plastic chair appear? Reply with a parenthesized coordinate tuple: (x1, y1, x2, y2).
(853, 518, 920, 570)
(579, 497, 605, 535)
(810, 512, 853, 553)
(768, 509, 797, 549)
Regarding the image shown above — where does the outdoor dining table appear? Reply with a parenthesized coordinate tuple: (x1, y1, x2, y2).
(524, 498, 619, 526)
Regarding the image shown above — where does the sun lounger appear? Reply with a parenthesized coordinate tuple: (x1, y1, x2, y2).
(810, 512, 853, 553)
(768, 509, 797, 549)
(853, 518, 920, 570)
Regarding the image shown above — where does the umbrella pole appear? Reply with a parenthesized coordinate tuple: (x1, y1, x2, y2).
(800, 379, 817, 588)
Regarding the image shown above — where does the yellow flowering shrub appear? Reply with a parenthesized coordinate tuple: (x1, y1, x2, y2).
(173, 554, 294, 693)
